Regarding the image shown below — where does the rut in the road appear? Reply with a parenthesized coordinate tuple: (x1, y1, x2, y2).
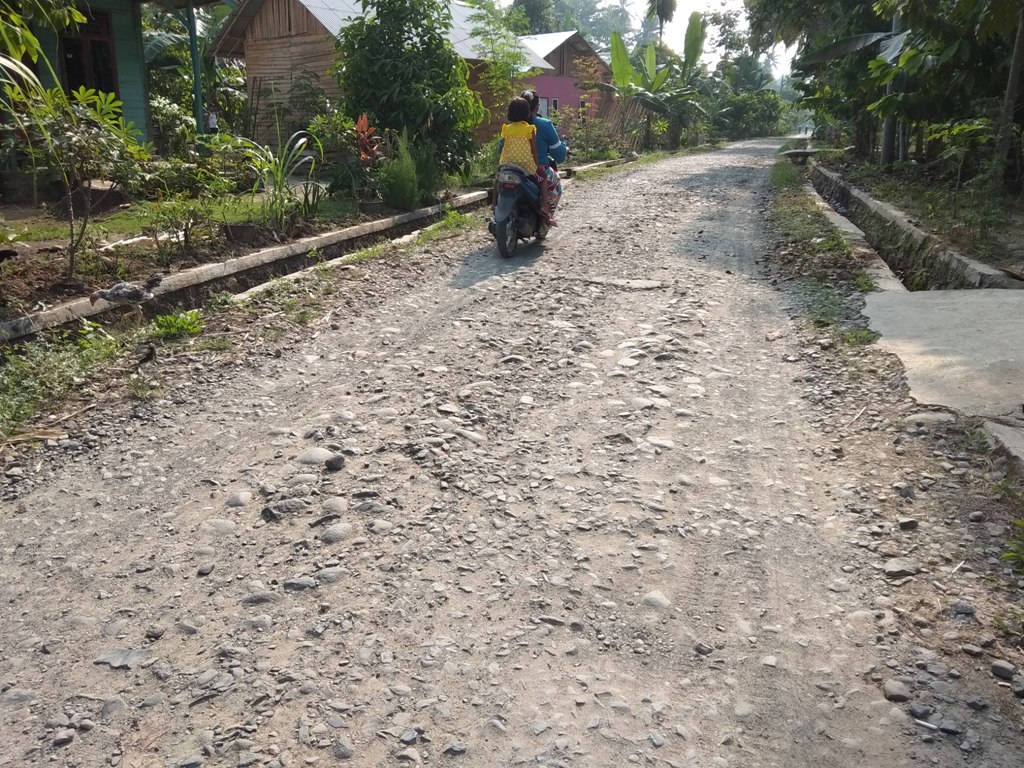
(2, 141, 1023, 768)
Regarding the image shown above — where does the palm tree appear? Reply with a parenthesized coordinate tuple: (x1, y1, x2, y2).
(645, 0, 677, 41)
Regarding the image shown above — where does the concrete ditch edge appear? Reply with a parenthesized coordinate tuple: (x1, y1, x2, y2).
(0, 190, 489, 343)
(808, 164, 1024, 291)
(800, 176, 1024, 474)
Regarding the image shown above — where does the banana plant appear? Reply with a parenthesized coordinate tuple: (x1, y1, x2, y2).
(598, 13, 705, 149)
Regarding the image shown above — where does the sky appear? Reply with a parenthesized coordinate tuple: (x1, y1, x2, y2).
(623, 0, 797, 76)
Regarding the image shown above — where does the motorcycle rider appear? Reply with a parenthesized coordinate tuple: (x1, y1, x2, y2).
(521, 89, 567, 217)
(497, 96, 552, 223)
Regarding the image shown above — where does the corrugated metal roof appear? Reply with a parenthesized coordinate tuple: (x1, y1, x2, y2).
(214, 0, 551, 68)
(520, 31, 576, 59)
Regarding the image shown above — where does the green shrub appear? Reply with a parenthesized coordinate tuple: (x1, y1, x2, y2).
(411, 140, 443, 204)
(379, 132, 419, 211)
(553, 109, 619, 162)
(152, 310, 204, 339)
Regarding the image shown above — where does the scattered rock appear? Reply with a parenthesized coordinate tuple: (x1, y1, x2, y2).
(992, 660, 1017, 680)
(332, 737, 356, 760)
(642, 590, 671, 608)
(883, 558, 920, 578)
(883, 679, 911, 702)
(94, 648, 151, 670)
(298, 447, 335, 464)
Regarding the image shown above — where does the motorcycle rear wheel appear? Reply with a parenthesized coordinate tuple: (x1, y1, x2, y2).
(495, 213, 518, 258)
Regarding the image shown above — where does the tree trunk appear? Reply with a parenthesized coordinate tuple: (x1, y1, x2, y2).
(880, 13, 902, 169)
(994, 2, 1024, 189)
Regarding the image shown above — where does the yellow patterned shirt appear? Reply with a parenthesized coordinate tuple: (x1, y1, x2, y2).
(499, 121, 537, 170)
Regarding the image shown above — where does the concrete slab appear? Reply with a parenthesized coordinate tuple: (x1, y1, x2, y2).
(985, 421, 1024, 474)
(864, 290, 1024, 418)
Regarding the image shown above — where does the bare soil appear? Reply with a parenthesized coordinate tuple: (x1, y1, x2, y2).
(1, 140, 1023, 768)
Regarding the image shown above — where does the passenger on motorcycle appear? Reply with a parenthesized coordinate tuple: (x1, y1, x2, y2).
(521, 89, 567, 218)
(496, 96, 553, 224)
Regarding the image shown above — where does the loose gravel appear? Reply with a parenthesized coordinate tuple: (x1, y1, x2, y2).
(1, 139, 1023, 768)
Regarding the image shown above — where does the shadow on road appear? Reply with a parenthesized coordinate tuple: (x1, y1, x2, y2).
(449, 240, 549, 290)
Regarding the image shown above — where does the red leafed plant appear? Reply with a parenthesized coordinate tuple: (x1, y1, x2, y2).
(353, 113, 386, 199)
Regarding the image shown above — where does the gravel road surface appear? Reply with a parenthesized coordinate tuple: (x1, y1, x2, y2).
(3, 139, 1023, 768)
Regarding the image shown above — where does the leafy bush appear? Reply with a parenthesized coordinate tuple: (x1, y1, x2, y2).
(379, 132, 420, 211)
(552, 109, 619, 162)
(308, 110, 356, 158)
(233, 131, 323, 232)
(143, 193, 216, 260)
(411, 139, 443, 204)
(152, 310, 204, 339)
(713, 90, 783, 139)
(149, 95, 196, 156)
(333, 0, 485, 173)
(7, 83, 148, 275)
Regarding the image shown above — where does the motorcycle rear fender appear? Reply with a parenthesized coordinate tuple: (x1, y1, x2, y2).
(493, 190, 518, 223)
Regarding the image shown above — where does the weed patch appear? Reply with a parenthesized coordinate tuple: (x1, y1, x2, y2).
(765, 160, 878, 344)
(0, 321, 120, 439)
(127, 377, 164, 400)
(152, 310, 204, 339)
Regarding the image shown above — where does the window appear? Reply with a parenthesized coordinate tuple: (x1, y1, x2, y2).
(551, 98, 559, 113)
(538, 97, 549, 118)
(59, 9, 118, 96)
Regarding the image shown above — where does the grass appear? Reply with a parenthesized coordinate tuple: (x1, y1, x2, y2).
(127, 377, 164, 400)
(416, 208, 473, 244)
(12, 191, 361, 245)
(0, 321, 120, 439)
(827, 161, 1015, 266)
(194, 337, 232, 352)
(767, 159, 880, 345)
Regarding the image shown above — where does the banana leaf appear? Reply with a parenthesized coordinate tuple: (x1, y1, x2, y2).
(682, 12, 706, 81)
(610, 31, 635, 89)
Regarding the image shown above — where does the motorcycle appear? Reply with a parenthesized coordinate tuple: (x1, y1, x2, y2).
(487, 163, 550, 258)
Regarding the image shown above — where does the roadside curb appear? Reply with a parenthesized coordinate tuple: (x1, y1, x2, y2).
(797, 164, 1024, 474)
(808, 163, 1024, 290)
(802, 181, 907, 293)
(0, 190, 489, 344)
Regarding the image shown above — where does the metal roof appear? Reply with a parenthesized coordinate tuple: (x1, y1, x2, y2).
(212, 0, 551, 69)
(521, 29, 611, 75)
(520, 31, 577, 59)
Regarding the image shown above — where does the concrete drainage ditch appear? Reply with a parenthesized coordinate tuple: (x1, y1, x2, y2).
(803, 162, 1024, 472)
(809, 164, 1024, 291)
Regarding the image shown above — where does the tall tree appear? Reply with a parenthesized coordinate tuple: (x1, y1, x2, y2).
(512, 0, 557, 34)
(645, 0, 677, 41)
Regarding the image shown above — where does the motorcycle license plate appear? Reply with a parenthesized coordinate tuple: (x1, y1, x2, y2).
(496, 171, 520, 185)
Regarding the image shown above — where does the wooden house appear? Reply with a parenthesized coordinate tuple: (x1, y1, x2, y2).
(211, 0, 551, 144)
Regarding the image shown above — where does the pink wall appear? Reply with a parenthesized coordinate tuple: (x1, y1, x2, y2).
(525, 75, 593, 118)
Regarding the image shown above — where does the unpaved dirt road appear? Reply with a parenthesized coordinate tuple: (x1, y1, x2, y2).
(3, 139, 1024, 768)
